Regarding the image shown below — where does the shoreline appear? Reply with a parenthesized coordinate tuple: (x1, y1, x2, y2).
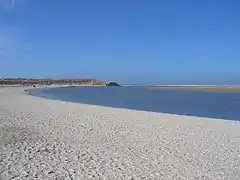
(1, 87, 240, 179)
(28, 86, 240, 121)
(28, 87, 238, 122)
(149, 85, 240, 92)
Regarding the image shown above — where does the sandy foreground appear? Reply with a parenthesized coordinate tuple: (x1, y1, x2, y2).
(0, 87, 240, 180)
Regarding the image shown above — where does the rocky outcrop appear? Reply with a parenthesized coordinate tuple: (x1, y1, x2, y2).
(106, 82, 121, 87)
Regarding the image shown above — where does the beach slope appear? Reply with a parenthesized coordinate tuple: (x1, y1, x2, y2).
(0, 87, 240, 179)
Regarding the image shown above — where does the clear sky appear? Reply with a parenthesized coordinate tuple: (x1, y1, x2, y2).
(0, 0, 239, 84)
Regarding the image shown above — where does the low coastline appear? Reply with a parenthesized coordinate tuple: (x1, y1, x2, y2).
(1, 87, 240, 179)
(149, 85, 240, 92)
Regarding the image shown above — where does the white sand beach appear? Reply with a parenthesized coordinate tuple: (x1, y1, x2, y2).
(0, 87, 240, 180)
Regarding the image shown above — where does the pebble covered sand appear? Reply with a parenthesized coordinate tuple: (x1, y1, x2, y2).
(0, 87, 240, 180)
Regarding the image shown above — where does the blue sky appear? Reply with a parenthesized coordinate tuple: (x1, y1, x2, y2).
(0, 0, 239, 84)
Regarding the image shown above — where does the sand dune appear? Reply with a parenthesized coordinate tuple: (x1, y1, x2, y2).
(0, 87, 240, 179)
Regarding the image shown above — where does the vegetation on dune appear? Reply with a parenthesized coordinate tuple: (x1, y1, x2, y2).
(0, 78, 106, 86)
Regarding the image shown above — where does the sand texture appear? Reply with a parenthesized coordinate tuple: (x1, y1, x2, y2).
(0, 87, 240, 180)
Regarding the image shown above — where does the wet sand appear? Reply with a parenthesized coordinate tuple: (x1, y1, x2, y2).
(0, 87, 240, 179)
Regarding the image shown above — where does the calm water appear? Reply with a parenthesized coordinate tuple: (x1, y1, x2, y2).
(32, 86, 240, 121)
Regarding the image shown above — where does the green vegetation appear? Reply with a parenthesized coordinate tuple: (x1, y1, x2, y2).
(0, 78, 106, 86)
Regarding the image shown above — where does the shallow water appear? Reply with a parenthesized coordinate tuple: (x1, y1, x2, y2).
(33, 86, 240, 121)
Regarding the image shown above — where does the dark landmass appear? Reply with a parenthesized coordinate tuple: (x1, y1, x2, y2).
(106, 82, 121, 87)
(150, 86, 240, 92)
(0, 78, 106, 86)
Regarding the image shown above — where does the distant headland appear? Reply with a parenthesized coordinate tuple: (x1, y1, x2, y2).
(106, 82, 121, 87)
(0, 78, 120, 87)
